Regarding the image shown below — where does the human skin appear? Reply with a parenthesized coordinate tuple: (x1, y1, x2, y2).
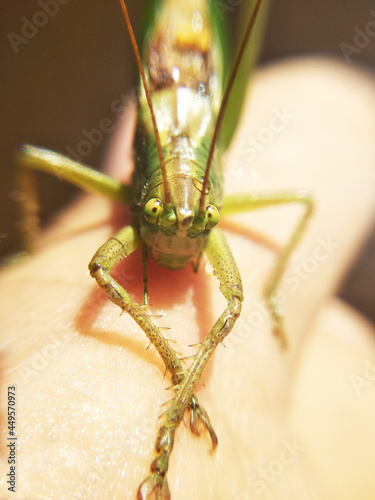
(1, 58, 375, 500)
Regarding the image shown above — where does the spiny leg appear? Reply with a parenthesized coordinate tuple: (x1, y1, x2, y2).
(89, 225, 185, 377)
(15, 145, 131, 252)
(88, 226, 217, 439)
(222, 190, 313, 346)
(141, 246, 217, 445)
(138, 227, 243, 500)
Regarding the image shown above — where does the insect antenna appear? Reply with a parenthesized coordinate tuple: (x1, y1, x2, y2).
(118, 0, 170, 204)
(199, 0, 263, 212)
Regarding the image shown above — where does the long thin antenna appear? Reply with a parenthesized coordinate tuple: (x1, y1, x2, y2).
(199, 0, 263, 212)
(118, 0, 170, 204)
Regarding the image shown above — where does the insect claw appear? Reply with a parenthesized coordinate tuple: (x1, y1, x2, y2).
(189, 405, 200, 436)
(137, 473, 170, 500)
(189, 395, 218, 450)
(137, 476, 154, 499)
(146, 341, 152, 350)
(188, 342, 202, 348)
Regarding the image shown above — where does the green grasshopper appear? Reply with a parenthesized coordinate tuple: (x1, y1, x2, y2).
(16, 0, 313, 497)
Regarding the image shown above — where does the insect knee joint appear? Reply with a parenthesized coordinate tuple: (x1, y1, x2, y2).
(89, 257, 109, 276)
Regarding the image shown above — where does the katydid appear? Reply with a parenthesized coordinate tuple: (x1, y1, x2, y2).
(16, 0, 313, 498)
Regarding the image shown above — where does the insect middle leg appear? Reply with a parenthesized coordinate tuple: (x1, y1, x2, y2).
(222, 190, 314, 346)
(138, 227, 243, 499)
(15, 145, 132, 252)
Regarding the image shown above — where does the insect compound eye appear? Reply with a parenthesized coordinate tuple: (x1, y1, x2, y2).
(144, 198, 163, 225)
(205, 204, 220, 229)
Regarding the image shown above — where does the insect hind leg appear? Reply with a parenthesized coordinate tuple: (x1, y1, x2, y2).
(222, 189, 314, 346)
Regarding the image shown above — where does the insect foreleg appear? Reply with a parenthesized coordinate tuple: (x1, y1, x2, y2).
(138, 228, 243, 500)
(89, 225, 186, 377)
(16, 145, 131, 252)
(222, 190, 314, 346)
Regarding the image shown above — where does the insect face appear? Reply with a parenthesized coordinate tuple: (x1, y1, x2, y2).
(139, 160, 220, 269)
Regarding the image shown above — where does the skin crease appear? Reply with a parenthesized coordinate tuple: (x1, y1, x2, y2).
(1, 57, 375, 500)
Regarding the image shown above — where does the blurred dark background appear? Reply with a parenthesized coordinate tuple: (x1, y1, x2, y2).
(1, 0, 375, 322)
